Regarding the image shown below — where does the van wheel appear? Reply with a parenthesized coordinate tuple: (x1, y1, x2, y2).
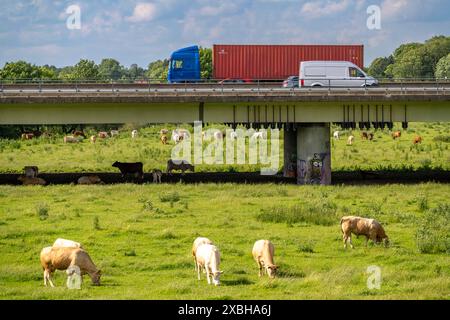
(312, 84, 322, 87)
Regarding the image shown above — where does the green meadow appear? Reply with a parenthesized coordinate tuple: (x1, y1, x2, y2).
(0, 183, 448, 299)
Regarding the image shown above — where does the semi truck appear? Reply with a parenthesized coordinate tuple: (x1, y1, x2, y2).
(167, 44, 364, 83)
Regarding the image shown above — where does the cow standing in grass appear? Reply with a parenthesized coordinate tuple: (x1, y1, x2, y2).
(192, 237, 213, 271)
(340, 216, 389, 249)
(252, 240, 278, 278)
(112, 161, 144, 180)
(195, 244, 223, 286)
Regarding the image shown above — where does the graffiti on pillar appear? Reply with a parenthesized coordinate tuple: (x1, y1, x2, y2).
(319, 152, 331, 185)
(310, 153, 323, 184)
(297, 159, 307, 184)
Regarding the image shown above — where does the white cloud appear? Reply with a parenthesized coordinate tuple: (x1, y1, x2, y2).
(301, 0, 350, 18)
(381, 0, 409, 19)
(127, 3, 157, 22)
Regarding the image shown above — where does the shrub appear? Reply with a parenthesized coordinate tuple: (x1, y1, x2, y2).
(159, 192, 180, 203)
(433, 135, 450, 143)
(416, 195, 429, 212)
(36, 203, 49, 220)
(416, 204, 450, 254)
(93, 216, 101, 230)
(298, 241, 316, 253)
(124, 249, 136, 257)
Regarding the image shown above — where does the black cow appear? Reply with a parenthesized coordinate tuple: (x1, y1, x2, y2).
(112, 161, 144, 180)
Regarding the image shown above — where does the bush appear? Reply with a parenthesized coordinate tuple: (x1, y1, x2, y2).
(256, 201, 337, 226)
(298, 241, 316, 253)
(36, 203, 49, 220)
(416, 204, 450, 254)
(159, 191, 180, 203)
(416, 195, 429, 212)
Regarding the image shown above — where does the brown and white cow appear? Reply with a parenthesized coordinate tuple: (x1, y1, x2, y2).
(340, 216, 389, 249)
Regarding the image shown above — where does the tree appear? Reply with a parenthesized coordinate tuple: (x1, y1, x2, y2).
(98, 58, 123, 80)
(435, 53, 450, 79)
(125, 64, 145, 80)
(65, 59, 99, 80)
(367, 56, 394, 78)
(199, 47, 212, 79)
(387, 47, 427, 78)
(0, 60, 55, 80)
(146, 59, 169, 81)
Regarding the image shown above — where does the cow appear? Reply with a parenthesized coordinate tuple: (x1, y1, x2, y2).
(192, 237, 214, 271)
(161, 134, 168, 145)
(214, 131, 223, 140)
(17, 176, 46, 185)
(72, 130, 86, 139)
(131, 130, 138, 139)
(24, 166, 39, 178)
(112, 161, 144, 180)
(77, 175, 103, 185)
(413, 136, 423, 144)
(63, 136, 79, 143)
(392, 131, 401, 140)
(195, 244, 223, 286)
(347, 135, 355, 145)
(98, 132, 109, 139)
(252, 240, 278, 278)
(166, 159, 195, 174)
(21, 133, 34, 140)
(340, 216, 389, 249)
(361, 132, 369, 140)
(368, 133, 374, 141)
(53, 238, 83, 249)
(90, 135, 97, 144)
(110, 130, 119, 137)
(333, 131, 340, 140)
(160, 129, 169, 135)
(151, 169, 162, 183)
(40, 246, 101, 287)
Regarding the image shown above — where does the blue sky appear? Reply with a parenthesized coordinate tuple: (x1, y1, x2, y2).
(0, 0, 449, 68)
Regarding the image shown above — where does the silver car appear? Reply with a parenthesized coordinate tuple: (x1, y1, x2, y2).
(282, 76, 299, 88)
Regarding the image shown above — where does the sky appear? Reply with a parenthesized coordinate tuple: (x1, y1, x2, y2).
(0, 0, 449, 69)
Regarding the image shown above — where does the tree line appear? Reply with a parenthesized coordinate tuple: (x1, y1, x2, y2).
(367, 35, 450, 79)
(0, 47, 213, 82)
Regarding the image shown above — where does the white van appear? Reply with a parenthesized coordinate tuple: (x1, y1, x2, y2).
(299, 61, 378, 87)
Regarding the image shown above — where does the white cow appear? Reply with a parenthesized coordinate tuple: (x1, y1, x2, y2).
(333, 131, 340, 140)
(195, 244, 223, 286)
(213, 131, 223, 140)
(347, 135, 355, 145)
(110, 130, 119, 137)
(53, 238, 83, 249)
(252, 240, 278, 278)
(131, 130, 138, 139)
(192, 237, 213, 271)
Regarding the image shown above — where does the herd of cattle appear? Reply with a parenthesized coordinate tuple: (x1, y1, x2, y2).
(40, 216, 388, 287)
(333, 129, 423, 146)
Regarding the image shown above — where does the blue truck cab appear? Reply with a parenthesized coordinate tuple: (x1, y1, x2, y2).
(167, 45, 201, 83)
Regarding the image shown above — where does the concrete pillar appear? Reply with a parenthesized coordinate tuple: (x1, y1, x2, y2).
(296, 123, 331, 185)
(283, 128, 297, 177)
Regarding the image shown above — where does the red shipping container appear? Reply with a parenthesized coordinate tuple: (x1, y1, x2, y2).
(213, 44, 364, 80)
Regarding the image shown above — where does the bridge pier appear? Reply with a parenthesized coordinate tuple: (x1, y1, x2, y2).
(296, 123, 331, 185)
(283, 128, 297, 177)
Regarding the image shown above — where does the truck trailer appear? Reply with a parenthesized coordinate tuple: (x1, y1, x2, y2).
(167, 44, 364, 83)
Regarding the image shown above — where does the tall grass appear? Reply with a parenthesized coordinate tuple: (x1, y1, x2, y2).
(416, 204, 450, 254)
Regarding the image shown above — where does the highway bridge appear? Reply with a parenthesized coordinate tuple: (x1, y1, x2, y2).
(1, 82, 449, 185)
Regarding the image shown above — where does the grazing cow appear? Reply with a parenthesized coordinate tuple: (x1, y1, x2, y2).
(112, 161, 144, 180)
(166, 159, 195, 174)
(72, 130, 86, 139)
(40, 246, 101, 287)
(24, 166, 39, 178)
(151, 169, 162, 183)
(392, 131, 401, 140)
(110, 130, 119, 137)
(18, 176, 46, 185)
(361, 132, 369, 140)
(347, 135, 355, 145)
(77, 175, 103, 185)
(192, 237, 214, 271)
(368, 133, 374, 141)
(21, 133, 34, 140)
(333, 131, 340, 140)
(195, 244, 223, 286)
(340, 216, 389, 249)
(413, 136, 423, 144)
(53, 238, 83, 249)
(98, 132, 109, 139)
(252, 240, 278, 278)
(172, 132, 182, 144)
(131, 130, 138, 139)
(161, 134, 168, 145)
(90, 135, 97, 143)
(160, 129, 169, 135)
(63, 136, 79, 143)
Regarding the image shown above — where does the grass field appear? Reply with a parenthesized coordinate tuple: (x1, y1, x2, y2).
(0, 122, 449, 174)
(0, 183, 449, 300)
